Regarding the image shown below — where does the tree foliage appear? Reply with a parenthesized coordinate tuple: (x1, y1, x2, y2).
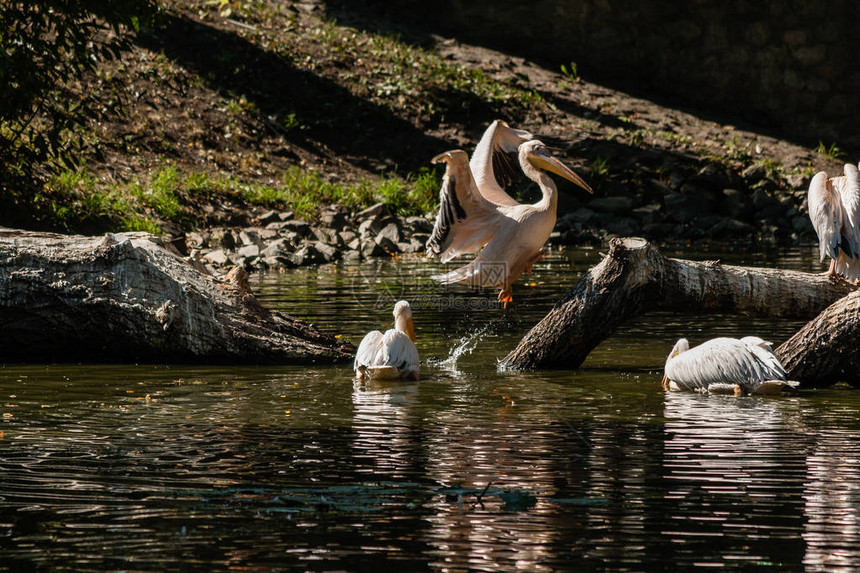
(0, 1, 158, 185)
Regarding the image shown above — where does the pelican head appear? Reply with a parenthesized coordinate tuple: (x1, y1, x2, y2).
(393, 300, 416, 342)
(661, 338, 690, 389)
(519, 140, 593, 193)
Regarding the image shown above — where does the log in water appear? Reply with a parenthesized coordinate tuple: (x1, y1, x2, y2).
(501, 237, 857, 385)
(0, 228, 353, 364)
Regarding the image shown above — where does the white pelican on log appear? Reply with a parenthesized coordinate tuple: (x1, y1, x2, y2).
(807, 163, 860, 282)
(426, 139, 592, 306)
(354, 300, 419, 380)
(662, 336, 797, 396)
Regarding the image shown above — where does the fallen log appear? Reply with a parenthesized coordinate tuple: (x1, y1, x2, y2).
(500, 237, 857, 384)
(0, 228, 354, 364)
(776, 291, 860, 385)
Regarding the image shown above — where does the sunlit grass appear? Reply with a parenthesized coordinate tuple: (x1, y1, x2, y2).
(41, 162, 441, 235)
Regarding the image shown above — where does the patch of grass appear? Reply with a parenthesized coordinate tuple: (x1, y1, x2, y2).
(560, 62, 579, 81)
(42, 167, 160, 233)
(131, 165, 183, 220)
(815, 140, 847, 161)
(588, 156, 610, 187)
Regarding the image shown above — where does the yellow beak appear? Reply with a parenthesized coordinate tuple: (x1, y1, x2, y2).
(531, 150, 593, 194)
(405, 317, 417, 343)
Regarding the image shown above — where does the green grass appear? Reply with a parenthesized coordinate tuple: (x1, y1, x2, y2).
(43, 167, 161, 234)
(815, 140, 846, 161)
(39, 162, 441, 235)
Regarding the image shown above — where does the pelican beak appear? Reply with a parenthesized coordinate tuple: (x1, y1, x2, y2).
(530, 150, 593, 194)
(661, 373, 669, 390)
(406, 317, 417, 343)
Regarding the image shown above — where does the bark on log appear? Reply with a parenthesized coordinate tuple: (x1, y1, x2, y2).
(775, 291, 860, 385)
(501, 238, 856, 380)
(0, 229, 354, 364)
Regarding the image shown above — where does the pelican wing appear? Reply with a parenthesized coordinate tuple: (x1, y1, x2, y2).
(426, 150, 502, 263)
(835, 163, 860, 258)
(354, 329, 419, 379)
(354, 330, 385, 373)
(807, 171, 843, 262)
(470, 119, 533, 207)
(665, 338, 784, 390)
(380, 330, 419, 375)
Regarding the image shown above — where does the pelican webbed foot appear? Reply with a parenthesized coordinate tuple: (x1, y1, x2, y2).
(498, 287, 514, 308)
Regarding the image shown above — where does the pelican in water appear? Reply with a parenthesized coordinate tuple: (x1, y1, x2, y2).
(662, 336, 797, 396)
(426, 139, 592, 306)
(807, 163, 860, 281)
(354, 301, 419, 380)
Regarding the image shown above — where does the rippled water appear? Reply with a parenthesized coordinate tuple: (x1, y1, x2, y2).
(2, 243, 859, 571)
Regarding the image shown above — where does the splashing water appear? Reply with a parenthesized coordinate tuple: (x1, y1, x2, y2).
(441, 322, 494, 369)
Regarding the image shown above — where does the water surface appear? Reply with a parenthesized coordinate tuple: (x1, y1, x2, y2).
(2, 243, 858, 571)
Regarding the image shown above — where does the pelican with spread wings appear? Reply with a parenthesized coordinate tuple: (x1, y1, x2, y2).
(808, 162, 860, 282)
(426, 130, 592, 306)
(662, 336, 797, 396)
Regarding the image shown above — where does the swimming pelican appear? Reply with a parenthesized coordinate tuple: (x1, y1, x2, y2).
(426, 140, 592, 306)
(354, 301, 419, 380)
(807, 163, 860, 282)
(662, 336, 797, 396)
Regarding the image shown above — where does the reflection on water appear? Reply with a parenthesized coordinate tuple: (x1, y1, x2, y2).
(3, 244, 860, 571)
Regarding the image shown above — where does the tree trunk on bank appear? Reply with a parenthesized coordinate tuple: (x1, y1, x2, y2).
(0, 229, 354, 364)
(501, 237, 857, 384)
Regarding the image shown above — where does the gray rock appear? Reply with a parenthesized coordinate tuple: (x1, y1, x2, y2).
(356, 202, 388, 220)
(265, 221, 291, 231)
(289, 244, 324, 266)
(219, 230, 237, 251)
(361, 240, 388, 259)
(262, 238, 293, 258)
(358, 217, 386, 238)
(708, 217, 756, 237)
(313, 227, 340, 246)
(376, 222, 401, 245)
(278, 211, 294, 221)
(410, 237, 427, 253)
(721, 188, 754, 221)
(282, 220, 312, 237)
(204, 249, 232, 266)
(664, 192, 711, 223)
(319, 208, 349, 231)
(347, 237, 362, 251)
(237, 244, 261, 259)
(239, 229, 262, 246)
(602, 217, 640, 236)
(688, 163, 732, 192)
(406, 216, 435, 234)
(259, 229, 279, 241)
(374, 234, 399, 254)
(742, 163, 769, 185)
(314, 241, 340, 262)
(632, 204, 663, 226)
(339, 230, 358, 244)
(257, 210, 281, 225)
(751, 188, 780, 211)
(397, 241, 417, 253)
(564, 208, 596, 225)
(262, 255, 296, 269)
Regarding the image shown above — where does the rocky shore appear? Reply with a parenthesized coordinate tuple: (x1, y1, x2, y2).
(184, 163, 817, 273)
